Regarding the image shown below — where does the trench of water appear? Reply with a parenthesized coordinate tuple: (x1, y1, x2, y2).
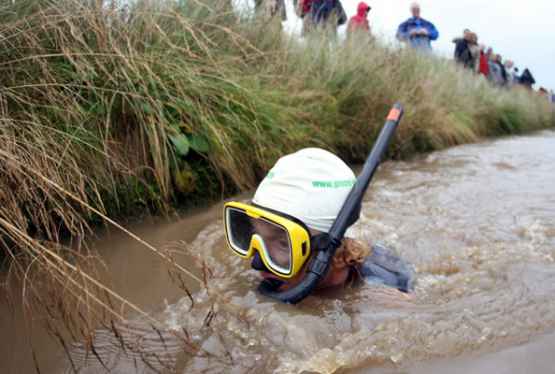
(2, 131, 555, 373)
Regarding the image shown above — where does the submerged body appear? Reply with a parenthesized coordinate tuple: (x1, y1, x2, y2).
(224, 138, 414, 302)
(256, 239, 415, 294)
(359, 243, 414, 292)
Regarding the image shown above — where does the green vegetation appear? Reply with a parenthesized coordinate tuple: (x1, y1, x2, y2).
(0, 0, 553, 332)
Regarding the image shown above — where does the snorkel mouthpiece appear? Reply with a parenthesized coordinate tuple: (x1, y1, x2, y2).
(258, 103, 405, 304)
(259, 278, 285, 291)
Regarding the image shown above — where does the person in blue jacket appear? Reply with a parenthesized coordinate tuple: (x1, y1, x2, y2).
(396, 2, 439, 52)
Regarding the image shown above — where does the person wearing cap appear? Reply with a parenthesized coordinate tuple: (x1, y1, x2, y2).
(223, 148, 414, 297)
(396, 2, 438, 52)
(347, 2, 372, 39)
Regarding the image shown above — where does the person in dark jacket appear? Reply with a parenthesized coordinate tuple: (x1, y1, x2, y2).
(310, 0, 347, 36)
(495, 54, 508, 86)
(452, 29, 479, 71)
(396, 2, 439, 52)
(453, 29, 470, 63)
(519, 68, 536, 89)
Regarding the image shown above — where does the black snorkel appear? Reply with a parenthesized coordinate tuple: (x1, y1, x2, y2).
(258, 103, 404, 304)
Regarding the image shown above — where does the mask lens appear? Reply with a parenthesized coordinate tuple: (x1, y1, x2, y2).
(225, 207, 254, 255)
(253, 218, 292, 272)
(225, 206, 293, 274)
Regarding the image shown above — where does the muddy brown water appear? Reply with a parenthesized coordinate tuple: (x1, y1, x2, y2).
(2, 131, 555, 373)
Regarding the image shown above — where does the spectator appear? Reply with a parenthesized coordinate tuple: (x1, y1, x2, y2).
(485, 47, 494, 63)
(467, 32, 480, 73)
(347, 2, 371, 38)
(512, 67, 521, 84)
(495, 54, 508, 86)
(453, 29, 471, 64)
(504, 60, 518, 86)
(519, 68, 536, 89)
(453, 30, 479, 72)
(310, 0, 347, 36)
(296, 0, 315, 36)
(396, 2, 439, 52)
(254, 0, 286, 21)
(488, 53, 504, 86)
(478, 45, 490, 77)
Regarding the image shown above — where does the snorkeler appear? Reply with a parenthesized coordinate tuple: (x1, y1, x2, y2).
(223, 104, 414, 303)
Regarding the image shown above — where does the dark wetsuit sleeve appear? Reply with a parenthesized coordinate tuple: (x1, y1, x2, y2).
(358, 243, 415, 293)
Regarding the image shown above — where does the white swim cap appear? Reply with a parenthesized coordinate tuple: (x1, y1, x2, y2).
(252, 148, 356, 233)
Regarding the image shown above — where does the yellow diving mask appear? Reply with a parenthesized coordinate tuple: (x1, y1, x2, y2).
(223, 201, 313, 278)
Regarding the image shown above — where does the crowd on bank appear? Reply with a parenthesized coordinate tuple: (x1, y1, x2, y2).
(452, 30, 538, 91)
(256, 0, 552, 98)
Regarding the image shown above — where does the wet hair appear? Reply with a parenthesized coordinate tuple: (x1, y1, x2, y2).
(331, 238, 371, 271)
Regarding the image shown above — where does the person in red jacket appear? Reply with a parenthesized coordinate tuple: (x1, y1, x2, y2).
(478, 45, 490, 78)
(347, 2, 371, 37)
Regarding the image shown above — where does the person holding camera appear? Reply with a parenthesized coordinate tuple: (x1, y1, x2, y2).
(396, 2, 439, 52)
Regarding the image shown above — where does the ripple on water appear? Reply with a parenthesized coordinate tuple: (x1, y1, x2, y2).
(63, 132, 555, 373)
